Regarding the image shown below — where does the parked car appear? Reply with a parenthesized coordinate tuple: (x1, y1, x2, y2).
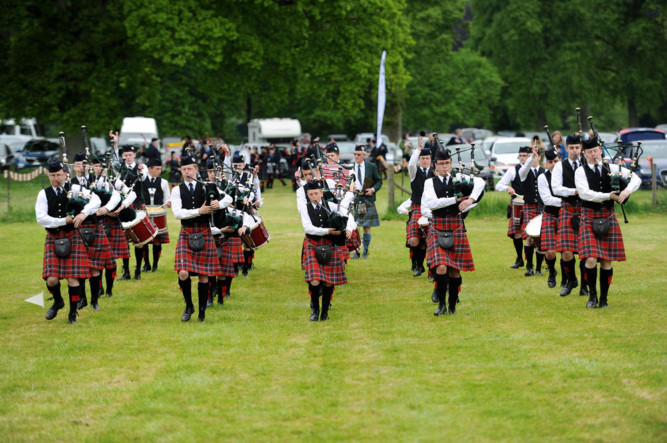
(13, 139, 60, 169)
(522, 131, 549, 144)
(618, 128, 665, 145)
(461, 128, 493, 142)
(478, 136, 501, 156)
(336, 141, 358, 165)
(596, 132, 618, 145)
(0, 143, 14, 170)
(487, 137, 532, 178)
(327, 134, 350, 142)
(626, 140, 667, 188)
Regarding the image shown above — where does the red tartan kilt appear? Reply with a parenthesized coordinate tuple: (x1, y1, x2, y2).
(152, 231, 170, 244)
(556, 202, 580, 253)
(101, 216, 130, 259)
(339, 244, 350, 261)
(81, 222, 116, 270)
(539, 211, 558, 252)
(521, 203, 541, 239)
(507, 208, 523, 237)
(42, 230, 92, 280)
(579, 207, 626, 261)
(406, 205, 425, 241)
(174, 226, 223, 276)
(302, 238, 347, 285)
(226, 237, 245, 263)
(347, 229, 361, 251)
(214, 236, 236, 277)
(426, 215, 475, 272)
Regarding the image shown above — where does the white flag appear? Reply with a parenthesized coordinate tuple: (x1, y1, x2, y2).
(25, 292, 44, 307)
(376, 50, 387, 149)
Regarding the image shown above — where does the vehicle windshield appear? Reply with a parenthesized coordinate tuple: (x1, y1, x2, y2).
(494, 141, 526, 155)
(23, 140, 58, 152)
(635, 142, 667, 157)
(336, 142, 357, 154)
(0, 124, 14, 135)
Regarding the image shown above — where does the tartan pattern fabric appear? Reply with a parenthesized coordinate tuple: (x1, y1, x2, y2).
(521, 203, 541, 239)
(579, 207, 626, 262)
(507, 205, 522, 238)
(539, 211, 558, 252)
(42, 231, 92, 280)
(227, 236, 245, 263)
(303, 238, 347, 285)
(426, 215, 475, 272)
(174, 225, 223, 276)
(101, 216, 130, 259)
(152, 231, 170, 244)
(214, 236, 236, 277)
(354, 197, 380, 227)
(406, 204, 426, 241)
(347, 228, 361, 251)
(81, 222, 116, 270)
(556, 201, 581, 253)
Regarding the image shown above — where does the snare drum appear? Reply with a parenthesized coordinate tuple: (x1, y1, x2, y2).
(122, 211, 158, 246)
(146, 205, 168, 233)
(240, 218, 270, 250)
(512, 195, 524, 225)
(525, 213, 543, 252)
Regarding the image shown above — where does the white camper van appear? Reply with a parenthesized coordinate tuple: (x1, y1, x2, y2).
(247, 118, 301, 144)
(118, 117, 159, 148)
(0, 118, 42, 145)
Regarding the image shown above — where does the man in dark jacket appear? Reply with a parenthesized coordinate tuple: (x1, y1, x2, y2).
(352, 145, 383, 259)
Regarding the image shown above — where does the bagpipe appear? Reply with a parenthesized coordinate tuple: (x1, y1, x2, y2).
(57, 129, 92, 217)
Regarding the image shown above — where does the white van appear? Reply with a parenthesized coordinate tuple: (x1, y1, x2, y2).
(118, 117, 159, 148)
(247, 118, 301, 144)
(0, 118, 42, 145)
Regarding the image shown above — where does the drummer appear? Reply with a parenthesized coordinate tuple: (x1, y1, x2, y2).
(134, 158, 171, 276)
(300, 180, 357, 321)
(171, 155, 223, 322)
(406, 135, 433, 277)
(495, 146, 533, 269)
(537, 148, 562, 289)
(551, 134, 588, 297)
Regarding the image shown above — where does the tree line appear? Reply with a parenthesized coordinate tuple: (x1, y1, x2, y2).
(0, 0, 664, 141)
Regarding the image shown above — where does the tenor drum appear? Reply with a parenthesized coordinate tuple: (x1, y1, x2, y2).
(122, 211, 158, 246)
(525, 213, 543, 252)
(240, 218, 270, 250)
(146, 205, 168, 233)
(512, 195, 524, 225)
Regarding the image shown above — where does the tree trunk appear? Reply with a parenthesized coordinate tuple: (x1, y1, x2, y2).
(628, 95, 638, 127)
(245, 96, 252, 123)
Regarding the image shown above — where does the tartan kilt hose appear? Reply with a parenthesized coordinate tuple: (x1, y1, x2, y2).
(101, 216, 130, 259)
(347, 229, 361, 251)
(406, 204, 426, 241)
(228, 236, 245, 263)
(152, 231, 170, 244)
(354, 197, 380, 227)
(579, 207, 626, 262)
(214, 236, 236, 277)
(81, 222, 116, 270)
(521, 203, 541, 239)
(557, 201, 581, 253)
(42, 230, 92, 280)
(539, 211, 559, 252)
(174, 225, 223, 276)
(426, 214, 475, 272)
(302, 238, 347, 285)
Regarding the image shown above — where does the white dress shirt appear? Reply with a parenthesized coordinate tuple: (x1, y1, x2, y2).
(35, 185, 101, 229)
(495, 160, 531, 192)
(300, 200, 357, 236)
(538, 173, 561, 208)
(575, 162, 640, 203)
(551, 158, 579, 198)
(354, 161, 366, 189)
(421, 175, 457, 219)
(171, 180, 232, 220)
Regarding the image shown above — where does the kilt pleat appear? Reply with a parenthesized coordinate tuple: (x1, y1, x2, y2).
(539, 211, 559, 252)
(101, 216, 130, 259)
(426, 215, 475, 272)
(557, 201, 581, 253)
(406, 204, 426, 241)
(303, 238, 347, 285)
(355, 197, 380, 227)
(81, 222, 116, 270)
(214, 236, 236, 277)
(579, 207, 626, 261)
(347, 229, 361, 251)
(42, 231, 92, 280)
(227, 236, 245, 263)
(174, 225, 223, 276)
(153, 231, 170, 244)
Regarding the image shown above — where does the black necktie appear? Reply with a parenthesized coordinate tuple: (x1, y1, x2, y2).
(188, 183, 195, 195)
(594, 164, 600, 177)
(533, 169, 537, 178)
(56, 188, 62, 198)
(357, 164, 362, 184)
(423, 168, 427, 175)
(573, 161, 578, 170)
(151, 178, 155, 185)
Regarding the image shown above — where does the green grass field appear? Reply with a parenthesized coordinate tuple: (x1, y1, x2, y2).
(0, 178, 665, 441)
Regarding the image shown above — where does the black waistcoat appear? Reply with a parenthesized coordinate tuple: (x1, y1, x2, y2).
(431, 176, 460, 218)
(305, 202, 333, 242)
(582, 163, 614, 210)
(511, 164, 524, 196)
(179, 182, 209, 226)
(543, 171, 560, 216)
(45, 184, 74, 234)
(142, 177, 165, 205)
(411, 167, 434, 205)
(122, 164, 139, 187)
(523, 167, 544, 205)
(560, 159, 580, 205)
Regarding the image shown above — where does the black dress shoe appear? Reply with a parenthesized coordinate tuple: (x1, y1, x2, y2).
(586, 295, 598, 308)
(320, 312, 329, 321)
(413, 267, 424, 277)
(141, 264, 151, 272)
(431, 288, 439, 303)
(510, 258, 525, 269)
(181, 306, 194, 322)
(535, 269, 544, 276)
(77, 296, 88, 310)
(310, 310, 319, 321)
(68, 312, 78, 324)
(198, 309, 206, 322)
(351, 251, 360, 259)
(106, 289, 113, 298)
(548, 270, 557, 288)
(206, 298, 213, 307)
(599, 296, 608, 308)
(434, 303, 447, 316)
(448, 307, 456, 315)
(579, 287, 589, 296)
(133, 271, 141, 281)
(45, 301, 65, 320)
(118, 271, 131, 281)
(217, 296, 224, 306)
(524, 266, 534, 276)
(151, 264, 158, 272)
(91, 301, 100, 311)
